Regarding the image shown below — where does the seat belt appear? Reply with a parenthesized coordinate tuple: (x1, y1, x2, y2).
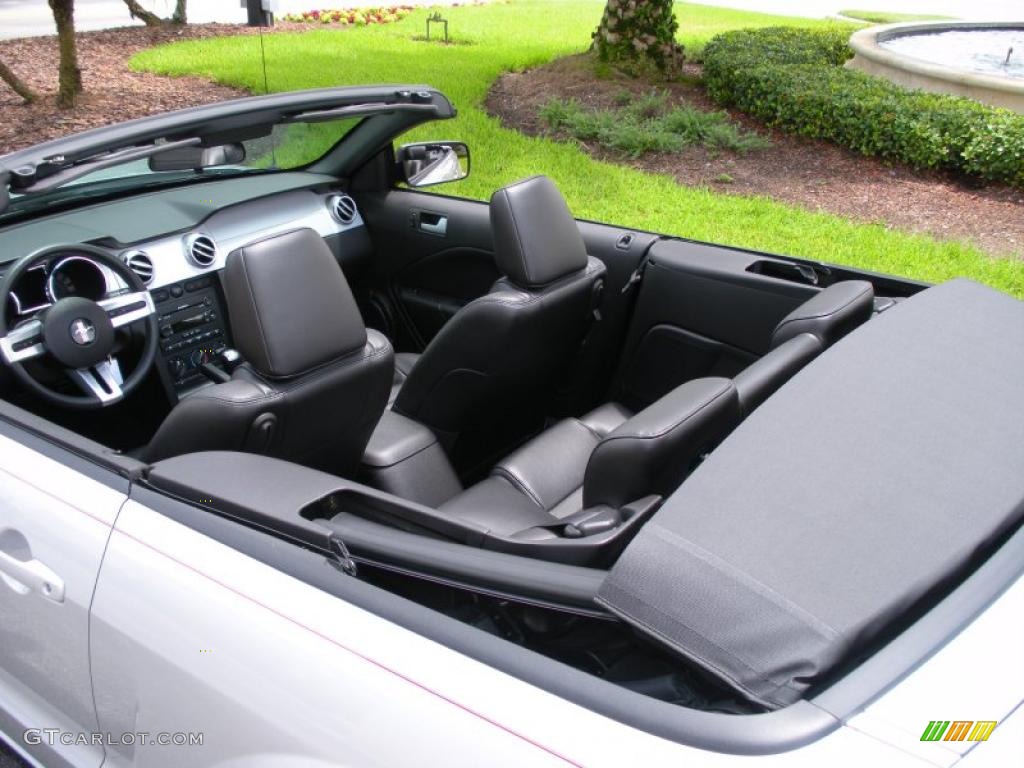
(620, 237, 662, 295)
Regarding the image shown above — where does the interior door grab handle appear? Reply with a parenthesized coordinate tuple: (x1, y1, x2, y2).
(418, 212, 448, 236)
(0, 548, 65, 603)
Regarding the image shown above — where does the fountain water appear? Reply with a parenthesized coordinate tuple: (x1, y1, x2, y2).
(847, 22, 1024, 113)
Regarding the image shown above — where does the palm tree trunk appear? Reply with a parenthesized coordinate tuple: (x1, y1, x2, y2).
(593, 0, 684, 74)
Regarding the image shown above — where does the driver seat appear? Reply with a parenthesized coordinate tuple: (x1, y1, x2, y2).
(141, 228, 393, 477)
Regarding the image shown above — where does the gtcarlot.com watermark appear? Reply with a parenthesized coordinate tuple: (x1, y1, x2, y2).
(24, 729, 203, 747)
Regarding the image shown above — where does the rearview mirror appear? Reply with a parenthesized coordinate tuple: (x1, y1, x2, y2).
(148, 143, 246, 172)
(397, 141, 469, 187)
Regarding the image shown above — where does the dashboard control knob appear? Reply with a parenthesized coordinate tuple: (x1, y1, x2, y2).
(168, 358, 186, 380)
(189, 348, 212, 367)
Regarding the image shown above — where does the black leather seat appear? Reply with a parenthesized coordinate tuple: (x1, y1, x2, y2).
(143, 228, 393, 476)
(432, 281, 875, 541)
(389, 175, 606, 470)
(439, 378, 739, 540)
(733, 280, 874, 416)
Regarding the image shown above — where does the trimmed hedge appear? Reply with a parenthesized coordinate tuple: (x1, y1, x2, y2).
(702, 27, 1024, 187)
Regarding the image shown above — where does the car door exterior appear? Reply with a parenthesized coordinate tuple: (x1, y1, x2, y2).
(0, 432, 127, 768)
(84, 488, 935, 768)
(0, 423, 955, 768)
(88, 497, 582, 768)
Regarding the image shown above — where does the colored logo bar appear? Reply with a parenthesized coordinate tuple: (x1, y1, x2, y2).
(920, 720, 998, 742)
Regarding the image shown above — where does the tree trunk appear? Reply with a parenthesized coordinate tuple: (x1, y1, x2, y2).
(122, 0, 166, 26)
(48, 0, 81, 108)
(0, 59, 37, 104)
(593, 0, 684, 75)
(172, 0, 187, 24)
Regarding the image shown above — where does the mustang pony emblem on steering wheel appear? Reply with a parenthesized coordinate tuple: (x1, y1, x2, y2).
(69, 318, 97, 346)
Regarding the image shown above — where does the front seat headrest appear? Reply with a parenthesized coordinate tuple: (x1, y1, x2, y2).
(770, 280, 875, 350)
(224, 227, 367, 378)
(489, 175, 588, 289)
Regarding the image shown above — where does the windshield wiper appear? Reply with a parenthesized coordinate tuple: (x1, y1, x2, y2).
(9, 137, 203, 198)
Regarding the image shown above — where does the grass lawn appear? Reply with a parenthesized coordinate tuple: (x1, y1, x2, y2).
(132, 1, 1023, 297)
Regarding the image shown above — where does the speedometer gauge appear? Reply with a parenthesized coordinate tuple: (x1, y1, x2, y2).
(46, 256, 108, 302)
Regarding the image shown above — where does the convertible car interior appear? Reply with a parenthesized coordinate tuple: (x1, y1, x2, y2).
(3, 87, 1022, 721)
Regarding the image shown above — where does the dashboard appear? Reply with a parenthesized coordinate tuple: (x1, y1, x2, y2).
(0, 176, 370, 402)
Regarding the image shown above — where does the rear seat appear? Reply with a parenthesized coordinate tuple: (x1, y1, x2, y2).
(439, 378, 739, 539)
(734, 280, 874, 416)
(432, 281, 876, 543)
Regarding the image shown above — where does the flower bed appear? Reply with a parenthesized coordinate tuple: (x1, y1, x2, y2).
(281, 7, 414, 26)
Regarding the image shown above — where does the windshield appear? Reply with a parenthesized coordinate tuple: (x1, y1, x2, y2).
(2, 117, 361, 222)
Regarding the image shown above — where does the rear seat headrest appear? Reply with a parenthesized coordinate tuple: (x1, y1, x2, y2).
(770, 280, 874, 350)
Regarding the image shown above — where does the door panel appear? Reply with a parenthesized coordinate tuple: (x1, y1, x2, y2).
(356, 190, 498, 350)
(393, 247, 499, 347)
(614, 238, 923, 408)
(615, 240, 823, 408)
(0, 434, 125, 768)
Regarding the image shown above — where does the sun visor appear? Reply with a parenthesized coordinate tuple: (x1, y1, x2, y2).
(597, 279, 1024, 709)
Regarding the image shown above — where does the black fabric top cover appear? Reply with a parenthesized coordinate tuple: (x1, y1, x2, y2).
(489, 175, 588, 289)
(224, 227, 367, 378)
(597, 279, 1024, 709)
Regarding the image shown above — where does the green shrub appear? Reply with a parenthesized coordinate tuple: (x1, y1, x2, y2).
(702, 27, 1024, 187)
(539, 91, 769, 158)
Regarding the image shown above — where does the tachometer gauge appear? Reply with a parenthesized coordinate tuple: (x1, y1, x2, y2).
(46, 256, 108, 302)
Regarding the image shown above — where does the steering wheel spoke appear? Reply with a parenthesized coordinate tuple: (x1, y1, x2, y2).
(98, 290, 156, 328)
(0, 319, 46, 364)
(1, 245, 158, 409)
(68, 357, 124, 404)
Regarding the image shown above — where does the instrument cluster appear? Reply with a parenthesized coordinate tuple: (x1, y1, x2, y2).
(4, 252, 114, 325)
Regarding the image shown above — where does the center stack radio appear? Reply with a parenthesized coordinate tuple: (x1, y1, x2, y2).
(152, 276, 231, 396)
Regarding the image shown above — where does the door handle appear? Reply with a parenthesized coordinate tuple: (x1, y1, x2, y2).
(418, 212, 448, 236)
(0, 548, 65, 603)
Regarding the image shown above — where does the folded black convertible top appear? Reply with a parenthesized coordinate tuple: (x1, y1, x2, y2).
(597, 279, 1024, 709)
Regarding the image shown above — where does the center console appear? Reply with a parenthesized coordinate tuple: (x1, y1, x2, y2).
(151, 275, 232, 400)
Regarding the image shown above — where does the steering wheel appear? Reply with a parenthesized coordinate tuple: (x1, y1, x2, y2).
(0, 245, 158, 409)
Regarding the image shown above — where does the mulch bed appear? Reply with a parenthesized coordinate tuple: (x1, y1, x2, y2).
(486, 54, 1024, 259)
(0, 24, 317, 156)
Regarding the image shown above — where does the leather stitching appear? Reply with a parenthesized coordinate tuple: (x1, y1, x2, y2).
(492, 466, 545, 509)
(595, 381, 732, 448)
(236, 250, 276, 376)
(499, 187, 533, 287)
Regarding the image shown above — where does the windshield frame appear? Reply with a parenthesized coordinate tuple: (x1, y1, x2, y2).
(0, 86, 456, 225)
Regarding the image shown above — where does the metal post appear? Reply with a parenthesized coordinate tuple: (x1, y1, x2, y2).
(245, 0, 271, 27)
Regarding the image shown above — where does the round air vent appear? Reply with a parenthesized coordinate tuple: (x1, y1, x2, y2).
(184, 233, 218, 267)
(122, 250, 154, 285)
(328, 194, 358, 225)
